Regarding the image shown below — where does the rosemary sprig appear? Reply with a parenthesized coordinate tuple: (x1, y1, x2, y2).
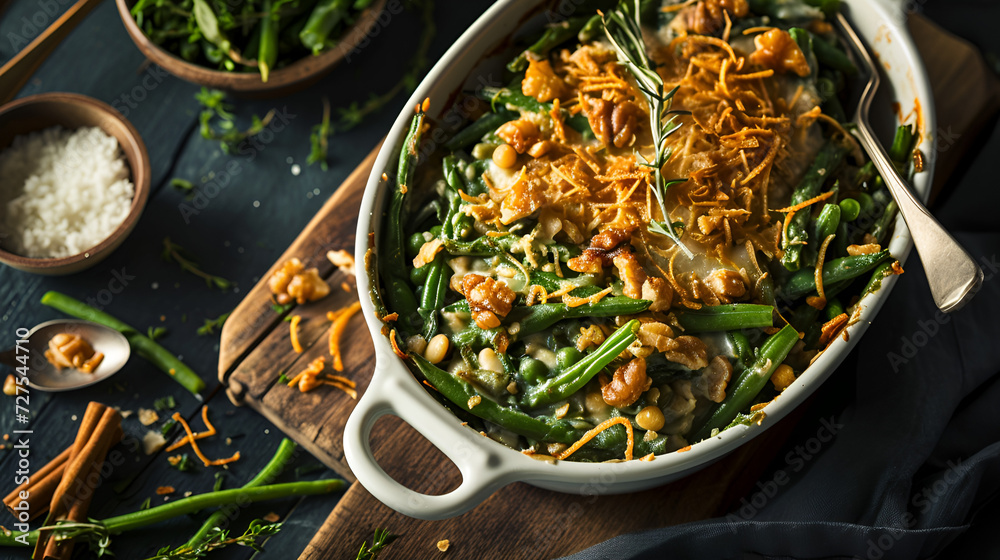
(356, 528, 397, 560)
(602, 1, 692, 258)
(162, 237, 234, 290)
(197, 312, 231, 336)
(146, 520, 282, 559)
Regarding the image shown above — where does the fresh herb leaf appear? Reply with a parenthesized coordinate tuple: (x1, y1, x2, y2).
(169, 453, 197, 473)
(213, 471, 227, 492)
(271, 302, 295, 315)
(195, 88, 275, 154)
(147, 326, 167, 341)
(307, 97, 332, 171)
(356, 528, 397, 560)
(162, 237, 235, 291)
(277, 372, 289, 384)
(154, 395, 177, 411)
(161, 419, 177, 437)
(140, 497, 152, 510)
(146, 519, 282, 559)
(197, 312, 231, 336)
(170, 178, 194, 192)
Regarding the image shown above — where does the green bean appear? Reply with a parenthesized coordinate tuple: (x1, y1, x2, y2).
(258, 0, 279, 82)
(508, 16, 591, 72)
(673, 304, 774, 333)
(781, 140, 848, 271)
(40, 291, 205, 395)
(418, 254, 450, 339)
(839, 198, 861, 222)
(803, 0, 841, 18)
(521, 320, 640, 408)
(186, 438, 298, 548)
(806, 202, 841, 265)
(412, 355, 581, 443)
(478, 87, 592, 136)
(515, 297, 651, 338)
(824, 297, 845, 321)
(889, 124, 915, 164)
(300, 0, 351, 55)
(834, 220, 849, 258)
(577, 14, 603, 42)
(861, 259, 897, 297)
(782, 250, 891, 300)
(789, 28, 817, 79)
(810, 32, 857, 75)
(871, 199, 898, 245)
(444, 110, 518, 152)
(691, 324, 799, 441)
(383, 110, 425, 329)
(818, 77, 847, 122)
(728, 331, 752, 368)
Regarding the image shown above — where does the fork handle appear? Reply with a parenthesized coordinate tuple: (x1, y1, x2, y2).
(854, 126, 983, 312)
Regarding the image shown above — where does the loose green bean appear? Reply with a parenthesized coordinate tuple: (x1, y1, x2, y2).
(40, 291, 205, 395)
(521, 320, 640, 408)
(673, 304, 774, 333)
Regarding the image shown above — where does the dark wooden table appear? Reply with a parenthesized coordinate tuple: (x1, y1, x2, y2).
(0, 1, 490, 558)
(2, 1, 999, 559)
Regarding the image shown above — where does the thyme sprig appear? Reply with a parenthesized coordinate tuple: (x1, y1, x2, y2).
(162, 237, 234, 290)
(146, 520, 282, 559)
(602, 1, 693, 258)
(356, 528, 397, 560)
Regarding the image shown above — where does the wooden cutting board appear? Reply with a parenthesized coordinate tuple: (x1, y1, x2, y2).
(217, 14, 999, 559)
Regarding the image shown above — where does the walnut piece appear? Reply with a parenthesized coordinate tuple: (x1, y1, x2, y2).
(269, 258, 330, 305)
(584, 98, 642, 148)
(683, 0, 749, 35)
(641, 278, 674, 311)
(463, 275, 516, 330)
(614, 252, 647, 299)
(705, 269, 747, 300)
(750, 28, 811, 77)
(692, 355, 733, 403)
(496, 119, 541, 154)
(45, 332, 103, 373)
(522, 57, 567, 102)
(601, 357, 651, 407)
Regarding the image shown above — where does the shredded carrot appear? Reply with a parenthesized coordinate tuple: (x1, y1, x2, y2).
(555, 417, 634, 461)
(381, 312, 399, 322)
(290, 315, 303, 353)
(811, 233, 836, 308)
(676, 445, 693, 453)
(171, 411, 240, 467)
(563, 286, 614, 308)
(285, 371, 305, 388)
(328, 301, 362, 370)
(742, 26, 776, 35)
(320, 379, 358, 399)
(341, 282, 351, 292)
(526, 285, 549, 306)
(166, 406, 217, 452)
(389, 328, 408, 359)
(772, 189, 835, 214)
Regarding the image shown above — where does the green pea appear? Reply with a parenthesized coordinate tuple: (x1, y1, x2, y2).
(409, 264, 430, 285)
(839, 198, 861, 222)
(430, 225, 443, 236)
(407, 232, 426, 258)
(556, 347, 584, 371)
(519, 357, 549, 384)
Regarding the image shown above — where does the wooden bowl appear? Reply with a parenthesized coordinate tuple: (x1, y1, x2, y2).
(0, 93, 151, 275)
(116, 0, 388, 97)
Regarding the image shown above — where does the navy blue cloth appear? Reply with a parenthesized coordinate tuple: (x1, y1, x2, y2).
(566, 3, 1000, 555)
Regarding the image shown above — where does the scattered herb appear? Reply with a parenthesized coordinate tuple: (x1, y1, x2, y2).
(307, 97, 332, 170)
(154, 396, 177, 411)
(213, 472, 227, 492)
(147, 519, 282, 560)
(271, 302, 295, 315)
(162, 237, 234, 290)
(169, 454, 197, 473)
(147, 326, 167, 341)
(181, 314, 187, 323)
(140, 497, 152, 511)
(195, 88, 275, 154)
(356, 528, 397, 560)
(277, 373, 289, 384)
(161, 419, 177, 437)
(170, 178, 195, 196)
(197, 312, 231, 336)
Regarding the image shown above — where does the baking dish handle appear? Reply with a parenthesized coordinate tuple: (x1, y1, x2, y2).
(344, 361, 515, 520)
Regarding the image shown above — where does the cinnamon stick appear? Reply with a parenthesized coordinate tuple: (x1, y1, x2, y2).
(3, 447, 70, 521)
(35, 405, 121, 560)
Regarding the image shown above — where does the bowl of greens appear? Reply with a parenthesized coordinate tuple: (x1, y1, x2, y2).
(117, 0, 388, 96)
(344, 0, 934, 520)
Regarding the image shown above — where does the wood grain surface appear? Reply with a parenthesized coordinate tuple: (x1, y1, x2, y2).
(214, 14, 1000, 560)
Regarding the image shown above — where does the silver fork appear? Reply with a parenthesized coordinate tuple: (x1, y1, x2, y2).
(835, 13, 982, 313)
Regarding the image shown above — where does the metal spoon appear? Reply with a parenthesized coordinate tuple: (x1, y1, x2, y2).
(836, 13, 983, 313)
(0, 320, 130, 391)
